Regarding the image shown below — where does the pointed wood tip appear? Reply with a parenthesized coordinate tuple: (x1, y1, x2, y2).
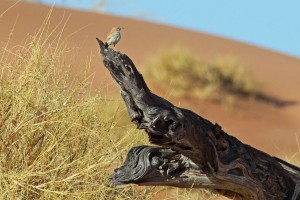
(96, 37, 107, 53)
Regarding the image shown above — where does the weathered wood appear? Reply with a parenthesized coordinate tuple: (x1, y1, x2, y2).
(96, 38, 300, 200)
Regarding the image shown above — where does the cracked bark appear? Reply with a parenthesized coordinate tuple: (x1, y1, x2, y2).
(96, 38, 300, 200)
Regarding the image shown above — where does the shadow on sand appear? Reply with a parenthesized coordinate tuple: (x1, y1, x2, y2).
(255, 92, 297, 108)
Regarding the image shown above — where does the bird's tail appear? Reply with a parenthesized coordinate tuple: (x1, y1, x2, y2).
(105, 42, 109, 48)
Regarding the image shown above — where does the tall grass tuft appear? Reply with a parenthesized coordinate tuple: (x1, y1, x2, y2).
(0, 12, 154, 199)
(145, 46, 258, 102)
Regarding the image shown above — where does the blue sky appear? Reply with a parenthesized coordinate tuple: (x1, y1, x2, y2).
(39, 0, 300, 58)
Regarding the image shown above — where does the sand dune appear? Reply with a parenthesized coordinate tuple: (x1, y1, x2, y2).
(1, 0, 300, 155)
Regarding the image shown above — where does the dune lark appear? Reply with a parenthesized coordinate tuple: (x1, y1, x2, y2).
(105, 27, 124, 48)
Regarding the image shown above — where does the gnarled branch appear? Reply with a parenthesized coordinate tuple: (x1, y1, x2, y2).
(96, 38, 300, 200)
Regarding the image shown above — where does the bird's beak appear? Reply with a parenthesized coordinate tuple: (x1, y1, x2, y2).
(121, 27, 125, 30)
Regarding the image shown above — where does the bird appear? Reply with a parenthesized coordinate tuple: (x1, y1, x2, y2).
(105, 27, 124, 48)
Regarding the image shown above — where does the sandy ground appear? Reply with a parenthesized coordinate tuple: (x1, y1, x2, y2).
(1, 0, 300, 156)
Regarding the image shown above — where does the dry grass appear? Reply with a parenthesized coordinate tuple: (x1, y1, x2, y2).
(144, 45, 258, 102)
(0, 10, 157, 199)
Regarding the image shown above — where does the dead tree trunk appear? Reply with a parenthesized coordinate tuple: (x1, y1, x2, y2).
(96, 38, 300, 200)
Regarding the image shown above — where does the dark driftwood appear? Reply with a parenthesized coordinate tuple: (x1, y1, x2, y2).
(96, 38, 300, 200)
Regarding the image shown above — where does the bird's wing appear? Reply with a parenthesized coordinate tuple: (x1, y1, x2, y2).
(105, 28, 116, 41)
